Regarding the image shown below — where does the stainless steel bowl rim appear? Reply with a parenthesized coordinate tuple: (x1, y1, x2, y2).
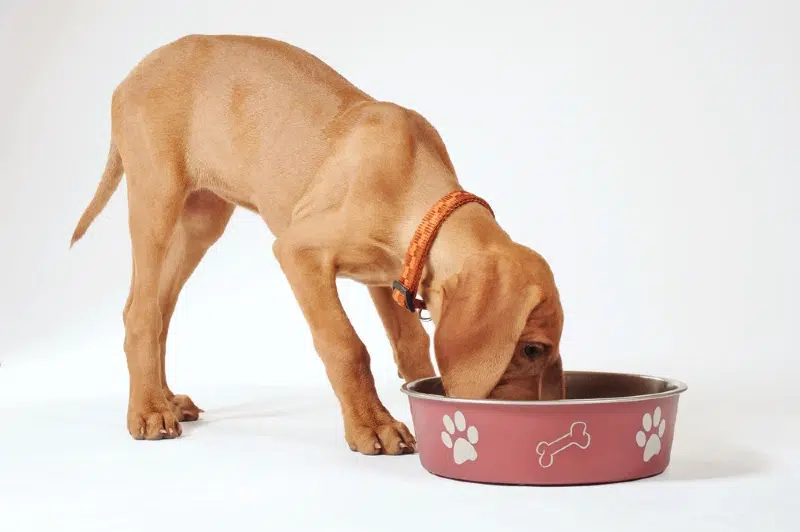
(400, 370, 688, 406)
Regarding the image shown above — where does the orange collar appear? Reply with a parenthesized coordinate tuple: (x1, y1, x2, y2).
(392, 190, 494, 313)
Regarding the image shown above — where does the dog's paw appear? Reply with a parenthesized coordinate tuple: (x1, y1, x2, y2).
(128, 403, 182, 440)
(344, 416, 416, 456)
(169, 394, 204, 422)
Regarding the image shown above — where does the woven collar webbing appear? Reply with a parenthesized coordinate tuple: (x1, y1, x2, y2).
(391, 190, 494, 313)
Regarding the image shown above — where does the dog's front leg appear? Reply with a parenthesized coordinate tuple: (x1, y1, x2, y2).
(273, 233, 416, 455)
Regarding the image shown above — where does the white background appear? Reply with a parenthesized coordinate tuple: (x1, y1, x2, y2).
(1, 1, 797, 531)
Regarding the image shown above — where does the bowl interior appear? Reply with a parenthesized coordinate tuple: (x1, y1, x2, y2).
(405, 370, 685, 403)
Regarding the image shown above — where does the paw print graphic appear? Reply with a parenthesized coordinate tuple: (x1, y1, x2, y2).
(441, 411, 479, 465)
(636, 406, 666, 462)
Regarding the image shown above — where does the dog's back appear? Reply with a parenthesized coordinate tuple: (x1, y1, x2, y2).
(112, 36, 372, 223)
(73, 34, 457, 243)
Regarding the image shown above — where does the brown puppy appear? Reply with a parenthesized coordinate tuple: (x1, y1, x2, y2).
(70, 34, 565, 455)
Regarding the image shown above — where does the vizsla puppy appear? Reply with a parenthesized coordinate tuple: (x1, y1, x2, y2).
(70, 34, 565, 455)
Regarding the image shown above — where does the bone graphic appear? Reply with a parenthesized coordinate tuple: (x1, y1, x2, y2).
(535, 421, 591, 468)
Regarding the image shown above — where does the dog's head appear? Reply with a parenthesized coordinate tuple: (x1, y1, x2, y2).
(432, 247, 564, 401)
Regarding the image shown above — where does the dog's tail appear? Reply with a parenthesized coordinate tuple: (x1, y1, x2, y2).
(70, 141, 124, 247)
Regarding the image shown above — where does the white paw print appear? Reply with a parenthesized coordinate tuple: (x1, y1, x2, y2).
(441, 411, 479, 465)
(636, 406, 666, 462)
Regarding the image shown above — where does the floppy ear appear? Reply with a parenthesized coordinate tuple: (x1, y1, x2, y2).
(433, 254, 542, 399)
(539, 355, 565, 400)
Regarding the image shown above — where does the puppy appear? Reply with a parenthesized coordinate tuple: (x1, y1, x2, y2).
(70, 34, 565, 455)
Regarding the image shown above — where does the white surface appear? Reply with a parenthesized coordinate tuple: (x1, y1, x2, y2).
(0, 364, 797, 532)
(1, 1, 798, 530)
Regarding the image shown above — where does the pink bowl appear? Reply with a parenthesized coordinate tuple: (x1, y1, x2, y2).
(401, 371, 688, 486)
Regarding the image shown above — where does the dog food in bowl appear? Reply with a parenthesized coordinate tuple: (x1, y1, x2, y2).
(401, 370, 688, 486)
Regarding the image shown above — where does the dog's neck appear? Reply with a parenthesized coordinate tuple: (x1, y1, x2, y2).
(410, 200, 512, 323)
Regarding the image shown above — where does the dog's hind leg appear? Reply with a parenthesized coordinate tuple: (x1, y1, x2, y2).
(368, 286, 435, 382)
(157, 190, 235, 422)
(122, 159, 188, 440)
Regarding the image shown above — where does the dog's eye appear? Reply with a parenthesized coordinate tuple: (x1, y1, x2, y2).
(523, 343, 547, 359)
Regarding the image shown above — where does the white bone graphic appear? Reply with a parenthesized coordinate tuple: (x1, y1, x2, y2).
(535, 421, 591, 468)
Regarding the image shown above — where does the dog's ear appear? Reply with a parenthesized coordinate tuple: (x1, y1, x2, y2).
(539, 355, 565, 400)
(433, 254, 542, 399)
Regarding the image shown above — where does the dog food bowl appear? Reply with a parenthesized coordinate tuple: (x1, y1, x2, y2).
(401, 370, 688, 486)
